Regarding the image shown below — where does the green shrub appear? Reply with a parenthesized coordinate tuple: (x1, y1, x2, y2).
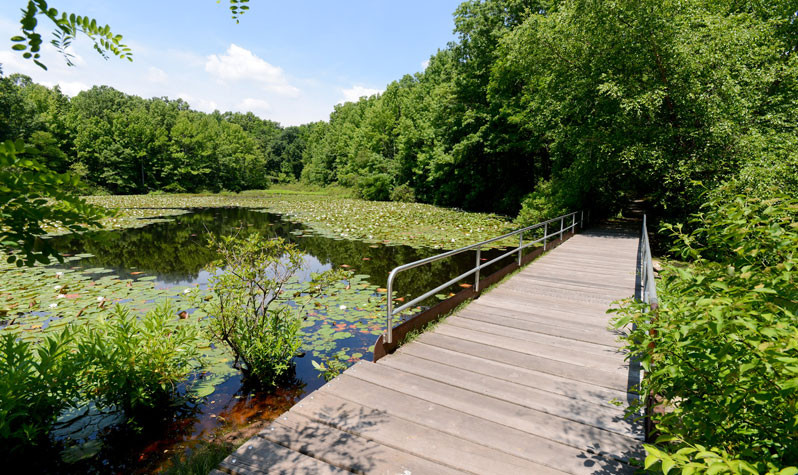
(199, 233, 347, 386)
(390, 183, 416, 203)
(514, 179, 568, 226)
(76, 302, 203, 414)
(355, 173, 392, 201)
(613, 191, 797, 473)
(0, 329, 79, 452)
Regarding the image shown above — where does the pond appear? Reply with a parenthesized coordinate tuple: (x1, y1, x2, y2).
(6, 207, 512, 472)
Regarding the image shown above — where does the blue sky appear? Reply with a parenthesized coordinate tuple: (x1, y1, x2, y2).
(0, 1, 462, 125)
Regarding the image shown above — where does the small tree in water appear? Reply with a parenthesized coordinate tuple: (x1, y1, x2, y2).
(200, 233, 347, 386)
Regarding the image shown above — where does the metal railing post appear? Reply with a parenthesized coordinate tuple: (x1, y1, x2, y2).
(581, 210, 584, 228)
(386, 276, 394, 344)
(572, 214, 576, 233)
(559, 216, 564, 240)
(474, 246, 481, 292)
(518, 233, 523, 266)
(543, 222, 548, 250)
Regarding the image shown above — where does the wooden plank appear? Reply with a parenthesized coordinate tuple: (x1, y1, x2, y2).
(219, 437, 349, 475)
(396, 342, 632, 408)
(464, 301, 618, 332)
(346, 361, 642, 455)
(378, 353, 638, 438)
(456, 308, 623, 347)
(416, 332, 630, 391)
(291, 387, 567, 474)
(445, 316, 622, 355)
(503, 278, 631, 300)
(469, 301, 616, 328)
(512, 273, 635, 292)
(490, 286, 620, 306)
(312, 373, 634, 474)
(478, 290, 612, 315)
(470, 300, 620, 329)
(262, 411, 463, 475)
(433, 324, 628, 373)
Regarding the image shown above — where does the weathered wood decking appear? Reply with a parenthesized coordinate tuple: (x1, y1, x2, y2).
(218, 225, 643, 474)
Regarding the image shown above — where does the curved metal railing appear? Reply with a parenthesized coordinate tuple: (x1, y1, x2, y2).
(640, 214, 658, 309)
(383, 210, 586, 343)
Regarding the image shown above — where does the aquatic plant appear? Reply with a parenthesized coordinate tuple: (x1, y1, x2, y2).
(311, 352, 349, 382)
(199, 233, 349, 386)
(0, 327, 79, 452)
(75, 302, 203, 414)
(83, 193, 516, 250)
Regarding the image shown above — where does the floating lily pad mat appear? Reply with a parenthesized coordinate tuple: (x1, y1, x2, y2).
(1, 206, 519, 472)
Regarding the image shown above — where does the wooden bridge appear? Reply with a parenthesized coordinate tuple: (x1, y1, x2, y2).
(216, 224, 643, 474)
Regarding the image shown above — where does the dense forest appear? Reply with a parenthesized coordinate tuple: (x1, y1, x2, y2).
(0, 75, 312, 194)
(2, 0, 796, 221)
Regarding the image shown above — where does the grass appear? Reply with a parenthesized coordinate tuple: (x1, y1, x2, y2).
(160, 440, 237, 475)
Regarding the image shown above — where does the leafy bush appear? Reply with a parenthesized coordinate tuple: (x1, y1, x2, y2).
(390, 183, 416, 203)
(355, 173, 392, 201)
(613, 191, 797, 473)
(200, 233, 347, 386)
(0, 139, 108, 266)
(514, 179, 568, 226)
(0, 329, 79, 452)
(76, 302, 203, 414)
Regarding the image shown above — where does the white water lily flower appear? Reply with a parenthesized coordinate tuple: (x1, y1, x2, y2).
(49, 303, 58, 308)
(53, 285, 62, 290)
(57, 294, 65, 299)
(97, 296, 105, 302)
(183, 288, 192, 294)
(55, 272, 63, 277)
(339, 305, 347, 310)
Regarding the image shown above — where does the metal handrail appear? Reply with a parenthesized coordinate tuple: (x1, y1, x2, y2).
(384, 210, 586, 343)
(640, 214, 658, 308)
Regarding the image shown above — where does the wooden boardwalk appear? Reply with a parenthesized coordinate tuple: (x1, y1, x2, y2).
(217, 225, 643, 474)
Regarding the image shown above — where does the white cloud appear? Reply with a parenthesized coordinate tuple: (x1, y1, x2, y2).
(178, 93, 218, 113)
(421, 59, 430, 70)
(57, 81, 90, 96)
(0, 50, 37, 74)
(238, 98, 271, 114)
(39, 80, 90, 96)
(146, 66, 168, 84)
(205, 44, 300, 97)
(339, 85, 382, 104)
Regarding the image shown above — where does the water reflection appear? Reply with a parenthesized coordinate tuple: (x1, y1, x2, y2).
(49, 208, 507, 301)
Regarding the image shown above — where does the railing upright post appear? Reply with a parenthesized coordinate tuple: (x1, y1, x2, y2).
(386, 277, 394, 344)
(581, 210, 584, 228)
(474, 246, 481, 292)
(572, 214, 576, 234)
(518, 233, 523, 266)
(543, 222, 548, 250)
(559, 216, 564, 240)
